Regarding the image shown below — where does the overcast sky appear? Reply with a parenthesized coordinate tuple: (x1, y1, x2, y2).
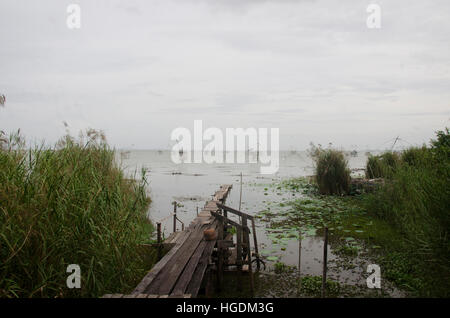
(1, 0, 449, 150)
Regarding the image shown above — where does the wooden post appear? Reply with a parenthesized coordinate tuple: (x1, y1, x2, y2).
(242, 215, 248, 257)
(157, 223, 162, 244)
(242, 216, 254, 295)
(322, 227, 328, 298)
(256, 142, 259, 163)
(205, 266, 213, 298)
(173, 201, 177, 233)
(298, 228, 302, 295)
(157, 222, 162, 259)
(239, 172, 243, 212)
(236, 226, 242, 291)
(217, 218, 224, 291)
(251, 219, 260, 271)
(246, 229, 254, 297)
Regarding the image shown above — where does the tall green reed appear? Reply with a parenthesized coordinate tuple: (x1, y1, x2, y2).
(0, 130, 154, 298)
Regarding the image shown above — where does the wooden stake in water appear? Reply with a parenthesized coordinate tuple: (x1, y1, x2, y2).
(256, 142, 259, 163)
(239, 172, 243, 211)
(157, 222, 162, 259)
(173, 201, 177, 233)
(157, 223, 162, 244)
(252, 218, 260, 271)
(298, 228, 302, 293)
(322, 227, 328, 298)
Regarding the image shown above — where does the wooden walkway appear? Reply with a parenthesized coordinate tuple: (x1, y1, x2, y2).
(121, 185, 233, 298)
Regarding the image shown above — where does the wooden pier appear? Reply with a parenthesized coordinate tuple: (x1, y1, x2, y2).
(103, 184, 262, 298)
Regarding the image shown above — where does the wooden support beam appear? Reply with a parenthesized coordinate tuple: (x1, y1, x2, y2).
(216, 203, 254, 220)
(236, 226, 243, 291)
(322, 227, 329, 298)
(157, 222, 162, 259)
(210, 211, 250, 233)
(173, 201, 178, 233)
(251, 218, 260, 271)
(246, 229, 254, 297)
(216, 217, 224, 291)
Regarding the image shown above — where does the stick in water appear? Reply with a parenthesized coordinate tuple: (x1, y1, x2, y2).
(239, 172, 243, 211)
(322, 227, 328, 298)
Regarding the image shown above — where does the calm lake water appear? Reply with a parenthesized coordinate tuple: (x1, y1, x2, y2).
(118, 150, 400, 296)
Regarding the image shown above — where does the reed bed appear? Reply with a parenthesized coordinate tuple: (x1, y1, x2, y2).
(363, 129, 450, 295)
(0, 131, 154, 298)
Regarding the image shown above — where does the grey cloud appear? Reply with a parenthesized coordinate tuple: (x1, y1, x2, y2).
(0, 0, 449, 150)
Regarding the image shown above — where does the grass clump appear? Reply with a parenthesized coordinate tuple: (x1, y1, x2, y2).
(365, 151, 401, 179)
(310, 145, 350, 195)
(400, 146, 430, 167)
(0, 130, 154, 298)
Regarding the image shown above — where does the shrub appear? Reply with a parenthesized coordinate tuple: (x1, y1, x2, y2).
(0, 131, 154, 298)
(313, 148, 351, 195)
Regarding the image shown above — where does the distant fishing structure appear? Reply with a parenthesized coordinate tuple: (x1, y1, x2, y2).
(177, 138, 184, 156)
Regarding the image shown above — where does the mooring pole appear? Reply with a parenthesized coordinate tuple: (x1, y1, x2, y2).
(239, 172, 243, 211)
(251, 218, 260, 271)
(298, 228, 302, 295)
(217, 217, 224, 291)
(173, 201, 177, 233)
(246, 228, 254, 297)
(321, 227, 328, 298)
(157, 222, 162, 259)
(157, 223, 162, 244)
(236, 226, 243, 291)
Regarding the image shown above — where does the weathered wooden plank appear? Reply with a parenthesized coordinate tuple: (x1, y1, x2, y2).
(132, 227, 193, 294)
(185, 239, 217, 297)
(102, 294, 113, 298)
(165, 231, 183, 244)
(236, 226, 243, 291)
(216, 203, 254, 220)
(170, 240, 208, 296)
(145, 222, 208, 294)
(132, 184, 232, 297)
(171, 221, 219, 296)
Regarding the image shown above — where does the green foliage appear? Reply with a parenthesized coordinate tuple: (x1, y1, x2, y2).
(401, 146, 430, 167)
(365, 151, 401, 179)
(363, 128, 450, 296)
(312, 148, 351, 195)
(0, 131, 154, 298)
(273, 262, 290, 274)
(299, 276, 341, 297)
(226, 226, 236, 235)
